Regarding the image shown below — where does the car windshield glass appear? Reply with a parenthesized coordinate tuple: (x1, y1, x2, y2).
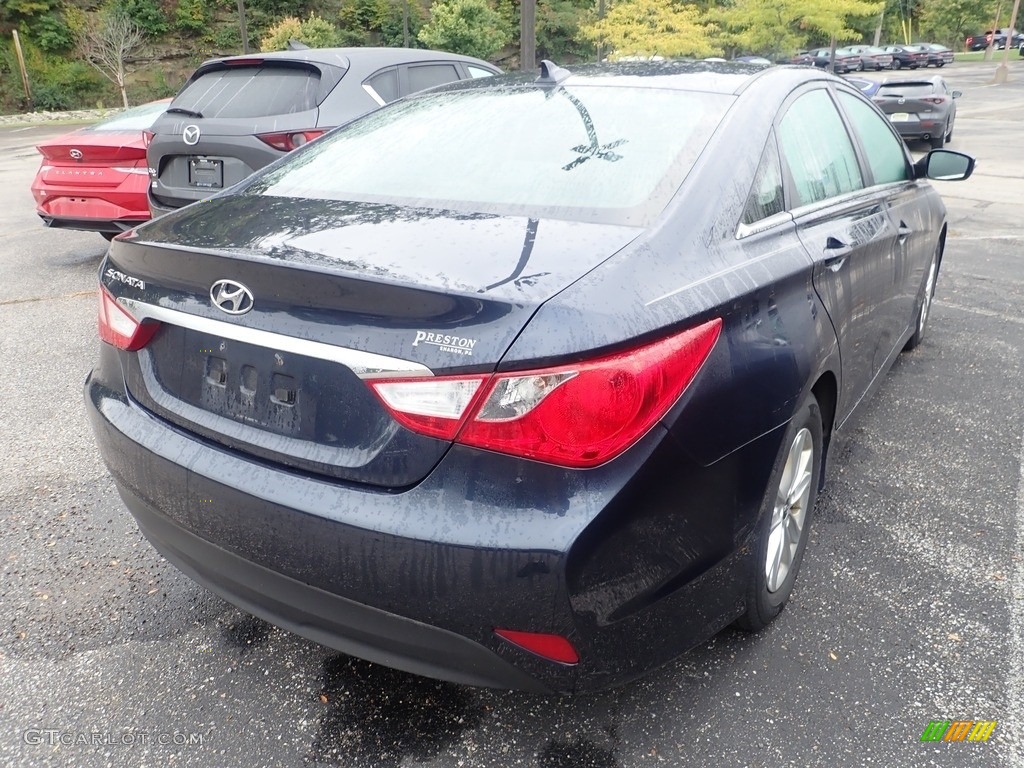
(878, 83, 936, 97)
(83, 101, 167, 132)
(172, 65, 321, 118)
(248, 84, 733, 225)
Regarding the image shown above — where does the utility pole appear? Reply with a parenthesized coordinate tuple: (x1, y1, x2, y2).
(520, 0, 536, 70)
(995, 0, 1021, 82)
(597, 0, 606, 62)
(237, 0, 250, 54)
(12, 31, 33, 111)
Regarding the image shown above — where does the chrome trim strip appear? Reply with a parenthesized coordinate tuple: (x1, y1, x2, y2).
(735, 211, 794, 240)
(361, 83, 387, 107)
(118, 299, 433, 380)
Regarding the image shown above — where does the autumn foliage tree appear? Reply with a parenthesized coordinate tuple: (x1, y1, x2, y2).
(581, 0, 717, 60)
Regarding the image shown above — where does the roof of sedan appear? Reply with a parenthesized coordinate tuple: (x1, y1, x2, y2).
(417, 60, 838, 97)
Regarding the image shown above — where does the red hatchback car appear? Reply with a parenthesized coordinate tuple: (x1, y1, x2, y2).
(31, 99, 168, 240)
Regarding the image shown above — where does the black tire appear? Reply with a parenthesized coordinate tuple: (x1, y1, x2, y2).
(930, 131, 946, 149)
(893, 58, 902, 69)
(945, 122, 954, 142)
(904, 244, 940, 351)
(937, 61, 945, 67)
(101, 232, 117, 242)
(736, 394, 823, 632)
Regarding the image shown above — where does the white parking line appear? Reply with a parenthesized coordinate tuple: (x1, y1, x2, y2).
(1011, 438, 1024, 766)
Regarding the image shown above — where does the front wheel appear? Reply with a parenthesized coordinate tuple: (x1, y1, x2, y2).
(736, 395, 823, 631)
(904, 246, 940, 351)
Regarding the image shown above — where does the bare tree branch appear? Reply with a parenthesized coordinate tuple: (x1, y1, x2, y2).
(75, 11, 145, 108)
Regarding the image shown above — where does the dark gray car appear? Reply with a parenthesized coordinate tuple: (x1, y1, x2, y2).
(146, 47, 500, 216)
(870, 75, 960, 148)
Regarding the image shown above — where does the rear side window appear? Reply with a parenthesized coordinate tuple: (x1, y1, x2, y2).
(83, 100, 167, 131)
(467, 66, 496, 78)
(407, 64, 461, 93)
(250, 85, 733, 225)
(778, 89, 863, 206)
(365, 69, 399, 103)
(172, 66, 321, 118)
(837, 92, 909, 185)
(742, 133, 785, 225)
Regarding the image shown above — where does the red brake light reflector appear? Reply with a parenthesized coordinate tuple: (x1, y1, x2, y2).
(257, 130, 327, 152)
(369, 319, 722, 468)
(494, 629, 579, 664)
(98, 286, 159, 351)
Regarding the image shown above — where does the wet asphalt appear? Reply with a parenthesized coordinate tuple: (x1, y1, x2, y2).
(0, 62, 1021, 768)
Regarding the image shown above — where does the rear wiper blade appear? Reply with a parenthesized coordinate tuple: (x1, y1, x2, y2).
(165, 107, 203, 118)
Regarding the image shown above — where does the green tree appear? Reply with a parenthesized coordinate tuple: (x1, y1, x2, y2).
(261, 12, 339, 50)
(175, 0, 206, 34)
(111, 0, 168, 36)
(581, 0, 716, 59)
(418, 0, 510, 59)
(917, 0, 991, 46)
(712, 0, 883, 59)
(537, 0, 594, 59)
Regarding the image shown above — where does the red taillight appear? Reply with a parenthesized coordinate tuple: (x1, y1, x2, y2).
(494, 629, 579, 664)
(98, 286, 159, 351)
(922, 96, 946, 104)
(369, 319, 722, 468)
(256, 130, 326, 152)
(142, 130, 154, 149)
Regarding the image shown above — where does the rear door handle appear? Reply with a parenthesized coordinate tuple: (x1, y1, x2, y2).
(897, 221, 913, 243)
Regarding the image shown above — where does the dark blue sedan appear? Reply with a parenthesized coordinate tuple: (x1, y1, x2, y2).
(86, 61, 973, 693)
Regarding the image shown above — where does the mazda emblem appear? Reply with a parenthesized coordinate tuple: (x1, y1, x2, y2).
(183, 124, 201, 146)
(69, 148, 83, 160)
(210, 279, 254, 315)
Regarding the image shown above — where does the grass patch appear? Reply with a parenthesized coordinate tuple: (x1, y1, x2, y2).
(955, 50, 1022, 62)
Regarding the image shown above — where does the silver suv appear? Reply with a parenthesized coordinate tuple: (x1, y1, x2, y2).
(146, 47, 499, 216)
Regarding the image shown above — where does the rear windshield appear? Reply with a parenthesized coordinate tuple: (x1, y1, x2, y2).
(84, 100, 168, 132)
(877, 83, 937, 97)
(247, 84, 733, 225)
(172, 65, 321, 118)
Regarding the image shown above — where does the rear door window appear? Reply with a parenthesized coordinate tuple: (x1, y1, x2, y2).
(172, 65, 321, 118)
(405, 64, 462, 94)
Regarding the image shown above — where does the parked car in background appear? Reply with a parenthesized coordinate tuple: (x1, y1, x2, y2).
(87, 61, 974, 694)
(790, 50, 814, 66)
(804, 47, 862, 73)
(965, 29, 1024, 50)
(31, 99, 168, 240)
(146, 47, 500, 218)
(871, 75, 960, 148)
(918, 43, 954, 66)
(734, 55, 772, 65)
(843, 76, 881, 96)
(845, 45, 894, 70)
(882, 44, 931, 69)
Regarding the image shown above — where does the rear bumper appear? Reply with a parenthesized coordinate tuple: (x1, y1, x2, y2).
(85, 345, 777, 692)
(121, 480, 551, 692)
(39, 214, 147, 235)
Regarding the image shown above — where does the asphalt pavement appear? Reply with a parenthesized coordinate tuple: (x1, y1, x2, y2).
(0, 61, 1022, 768)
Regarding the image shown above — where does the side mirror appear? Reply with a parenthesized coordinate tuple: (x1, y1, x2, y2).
(952, 90, 962, 98)
(914, 149, 975, 181)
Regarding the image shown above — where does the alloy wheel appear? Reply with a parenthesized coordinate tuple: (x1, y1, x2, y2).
(765, 428, 814, 593)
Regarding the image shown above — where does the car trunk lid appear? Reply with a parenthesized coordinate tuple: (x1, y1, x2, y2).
(105, 195, 644, 487)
